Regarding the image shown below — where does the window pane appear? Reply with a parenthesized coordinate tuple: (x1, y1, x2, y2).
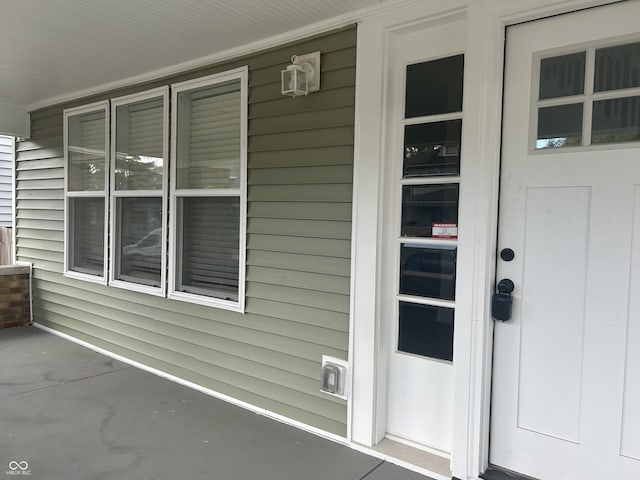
(68, 111, 106, 191)
(594, 42, 640, 92)
(539, 52, 585, 100)
(69, 197, 104, 276)
(536, 103, 583, 149)
(403, 120, 461, 177)
(592, 96, 640, 144)
(401, 184, 459, 238)
(115, 198, 162, 286)
(176, 80, 241, 189)
(115, 97, 164, 190)
(400, 244, 456, 300)
(398, 302, 454, 361)
(405, 54, 464, 118)
(178, 196, 240, 301)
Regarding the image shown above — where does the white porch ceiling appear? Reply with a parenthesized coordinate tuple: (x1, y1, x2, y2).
(0, 0, 389, 114)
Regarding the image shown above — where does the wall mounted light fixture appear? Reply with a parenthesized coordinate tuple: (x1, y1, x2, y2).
(281, 51, 321, 97)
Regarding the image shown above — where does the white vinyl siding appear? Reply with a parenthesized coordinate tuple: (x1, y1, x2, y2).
(0, 135, 13, 227)
(169, 68, 248, 312)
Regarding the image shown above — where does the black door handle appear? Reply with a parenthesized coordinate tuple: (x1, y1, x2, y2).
(492, 278, 514, 321)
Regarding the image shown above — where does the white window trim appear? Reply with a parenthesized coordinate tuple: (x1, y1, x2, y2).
(109, 86, 169, 297)
(63, 100, 110, 285)
(529, 35, 640, 154)
(168, 66, 248, 313)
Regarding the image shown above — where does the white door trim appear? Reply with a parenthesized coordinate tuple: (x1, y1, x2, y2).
(349, 1, 626, 479)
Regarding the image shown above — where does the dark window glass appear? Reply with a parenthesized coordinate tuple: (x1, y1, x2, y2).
(592, 96, 640, 144)
(403, 120, 461, 177)
(398, 302, 454, 361)
(116, 198, 163, 286)
(539, 52, 586, 100)
(536, 103, 583, 149)
(594, 42, 640, 92)
(400, 245, 456, 300)
(178, 196, 240, 301)
(401, 184, 459, 237)
(69, 197, 104, 276)
(405, 55, 464, 118)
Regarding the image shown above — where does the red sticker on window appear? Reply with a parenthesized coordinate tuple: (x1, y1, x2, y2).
(432, 223, 458, 239)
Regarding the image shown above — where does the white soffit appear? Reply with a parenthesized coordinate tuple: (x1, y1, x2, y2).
(0, 0, 392, 112)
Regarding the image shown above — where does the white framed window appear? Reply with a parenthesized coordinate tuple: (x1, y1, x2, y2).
(109, 87, 169, 296)
(169, 67, 248, 312)
(64, 101, 110, 283)
(396, 53, 464, 362)
(533, 39, 640, 150)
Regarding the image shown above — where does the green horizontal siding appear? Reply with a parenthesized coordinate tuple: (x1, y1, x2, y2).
(16, 26, 356, 437)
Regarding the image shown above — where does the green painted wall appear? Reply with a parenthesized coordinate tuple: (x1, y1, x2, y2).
(15, 26, 356, 436)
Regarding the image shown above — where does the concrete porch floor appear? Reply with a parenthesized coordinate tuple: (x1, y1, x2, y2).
(0, 326, 436, 480)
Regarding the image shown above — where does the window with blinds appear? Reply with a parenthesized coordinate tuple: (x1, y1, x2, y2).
(170, 68, 247, 312)
(110, 87, 168, 295)
(63, 67, 247, 311)
(64, 101, 109, 282)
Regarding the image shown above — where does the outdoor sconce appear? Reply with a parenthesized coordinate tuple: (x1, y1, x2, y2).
(281, 51, 321, 97)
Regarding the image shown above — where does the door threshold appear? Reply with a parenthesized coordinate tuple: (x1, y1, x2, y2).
(371, 438, 451, 479)
(480, 465, 539, 480)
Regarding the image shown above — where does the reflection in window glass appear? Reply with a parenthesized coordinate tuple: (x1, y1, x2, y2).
(69, 197, 104, 275)
(401, 184, 459, 237)
(398, 302, 454, 361)
(539, 52, 585, 100)
(67, 111, 106, 191)
(400, 244, 456, 300)
(176, 80, 241, 190)
(592, 96, 640, 144)
(405, 55, 464, 118)
(115, 198, 162, 286)
(115, 97, 164, 190)
(594, 42, 640, 92)
(403, 120, 461, 177)
(536, 103, 583, 149)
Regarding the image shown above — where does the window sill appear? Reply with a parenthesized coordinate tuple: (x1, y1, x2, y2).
(64, 270, 107, 285)
(110, 279, 165, 297)
(168, 289, 244, 313)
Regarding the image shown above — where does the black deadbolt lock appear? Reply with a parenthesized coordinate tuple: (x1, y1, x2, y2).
(492, 278, 515, 321)
(500, 248, 515, 262)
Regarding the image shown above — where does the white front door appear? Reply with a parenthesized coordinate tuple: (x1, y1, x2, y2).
(492, 2, 640, 479)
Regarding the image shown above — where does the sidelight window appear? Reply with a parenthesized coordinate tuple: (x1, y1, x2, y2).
(396, 54, 464, 362)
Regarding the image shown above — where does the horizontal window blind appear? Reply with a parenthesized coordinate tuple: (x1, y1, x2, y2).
(111, 89, 168, 292)
(65, 102, 108, 281)
(178, 196, 240, 300)
(177, 80, 241, 189)
(115, 97, 164, 191)
(172, 70, 246, 309)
